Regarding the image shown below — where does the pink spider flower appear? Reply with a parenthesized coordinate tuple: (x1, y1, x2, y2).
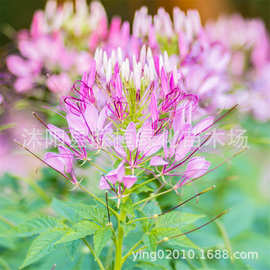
(36, 46, 235, 191)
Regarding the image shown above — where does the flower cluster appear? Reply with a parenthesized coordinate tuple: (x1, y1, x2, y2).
(6, 1, 270, 122)
(6, 0, 136, 94)
(133, 8, 270, 121)
(133, 7, 231, 113)
(43, 47, 216, 194)
(206, 14, 270, 121)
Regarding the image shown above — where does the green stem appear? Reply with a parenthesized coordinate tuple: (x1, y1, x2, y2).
(128, 177, 157, 193)
(133, 187, 174, 207)
(114, 219, 124, 270)
(122, 239, 144, 263)
(82, 238, 105, 270)
(0, 215, 16, 227)
(215, 220, 234, 262)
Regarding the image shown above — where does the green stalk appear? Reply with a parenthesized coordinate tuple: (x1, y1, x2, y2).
(215, 220, 234, 262)
(133, 187, 174, 207)
(0, 215, 16, 227)
(82, 239, 105, 270)
(128, 177, 157, 193)
(122, 239, 144, 264)
(114, 217, 124, 270)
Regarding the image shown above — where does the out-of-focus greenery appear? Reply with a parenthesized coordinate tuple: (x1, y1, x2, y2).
(0, 116, 270, 269)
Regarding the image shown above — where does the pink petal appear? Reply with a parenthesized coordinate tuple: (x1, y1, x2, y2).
(122, 175, 137, 189)
(125, 122, 137, 152)
(84, 104, 99, 133)
(184, 157, 211, 179)
(44, 152, 66, 174)
(150, 156, 168, 166)
(161, 67, 168, 95)
(143, 134, 164, 156)
(44, 148, 74, 176)
(66, 113, 88, 145)
(18, 39, 41, 61)
(30, 11, 46, 38)
(106, 162, 125, 185)
(6, 55, 31, 77)
(99, 176, 111, 190)
(97, 107, 107, 130)
(14, 77, 33, 92)
(47, 124, 71, 145)
(137, 122, 153, 153)
(150, 91, 159, 130)
(46, 73, 72, 94)
(193, 116, 215, 135)
(58, 146, 73, 173)
(175, 134, 194, 161)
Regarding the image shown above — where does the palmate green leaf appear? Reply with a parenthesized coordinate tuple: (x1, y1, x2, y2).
(14, 216, 63, 237)
(94, 227, 112, 256)
(151, 227, 198, 249)
(20, 228, 68, 269)
(55, 220, 100, 244)
(155, 212, 205, 229)
(52, 199, 106, 224)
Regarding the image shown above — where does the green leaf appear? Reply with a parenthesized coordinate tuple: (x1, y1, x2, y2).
(94, 227, 112, 256)
(143, 201, 161, 217)
(155, 212, 205, 229)
(20, 228, 67, 269)
(15, 216, 62, 237)
(56, 220, 100, 244)
(52, 199, 106, 224)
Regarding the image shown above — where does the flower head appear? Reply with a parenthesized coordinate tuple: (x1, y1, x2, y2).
(41, 46, 217, 192)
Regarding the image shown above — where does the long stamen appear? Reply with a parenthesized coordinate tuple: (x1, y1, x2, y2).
(160, 185, 216, 216)
(158, 209, 229, 244)
(14, 140, 71, 183)
(197, 104, 238, 135)
(32, 112, 82, 157)
(166, 134, 212, 173)
(190, 148, 247, 184)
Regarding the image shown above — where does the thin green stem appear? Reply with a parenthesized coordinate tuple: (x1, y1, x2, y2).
(131, 210, 229, 256)
(122, 239, 144, 264)
(128, 186, 215, 225)
(82, 238, 105, 270)
(133, 187, 174, 207)
(0, 215, 16, 227)
(128, 177, 157, 193)
(114, 218, 124, 270)
(216, 220, 234, 262)
(126, 216, 155, 225)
